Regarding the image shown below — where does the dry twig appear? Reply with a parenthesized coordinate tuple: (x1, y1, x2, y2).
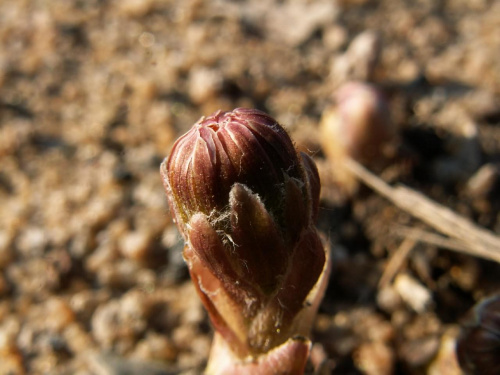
(378, 237, 416, 288)
(344, 158, 500, 264)
(390, 225, 471, 253)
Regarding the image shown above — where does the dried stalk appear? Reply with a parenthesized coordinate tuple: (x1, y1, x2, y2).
(378, 237, 416, 288)
(344, 158, 500, 264)
(390, 225, 471, 253)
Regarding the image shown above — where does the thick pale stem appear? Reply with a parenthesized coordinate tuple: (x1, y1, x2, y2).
(206, 333, 311, 375)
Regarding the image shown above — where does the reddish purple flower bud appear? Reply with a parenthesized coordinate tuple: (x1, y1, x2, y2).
(320, 81, 395, 165)
(456, 295, 500, 375)
(163, 108, 313, 236)
(319, 81, 397, 195)
(160, 108, 328, 367)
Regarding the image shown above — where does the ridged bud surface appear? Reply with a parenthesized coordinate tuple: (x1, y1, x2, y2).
(161, 108, 326, 360)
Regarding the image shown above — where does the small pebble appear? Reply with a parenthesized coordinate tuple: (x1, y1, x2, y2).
(42, 298, 76, 332)
(119, 230, 153, 262)
(428, 327, 462, 375)
(377, 285, 403, 313)
(330, 31, 380, 85)
(132, 333, 178, 362)
(394, 274, 432, 313)
(188, 67, 223, 105)
(355, 341, 394, 375)
(466, 163, 499, 198)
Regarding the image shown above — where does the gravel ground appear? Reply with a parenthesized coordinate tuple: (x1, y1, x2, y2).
(0, 1, 499, 374)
